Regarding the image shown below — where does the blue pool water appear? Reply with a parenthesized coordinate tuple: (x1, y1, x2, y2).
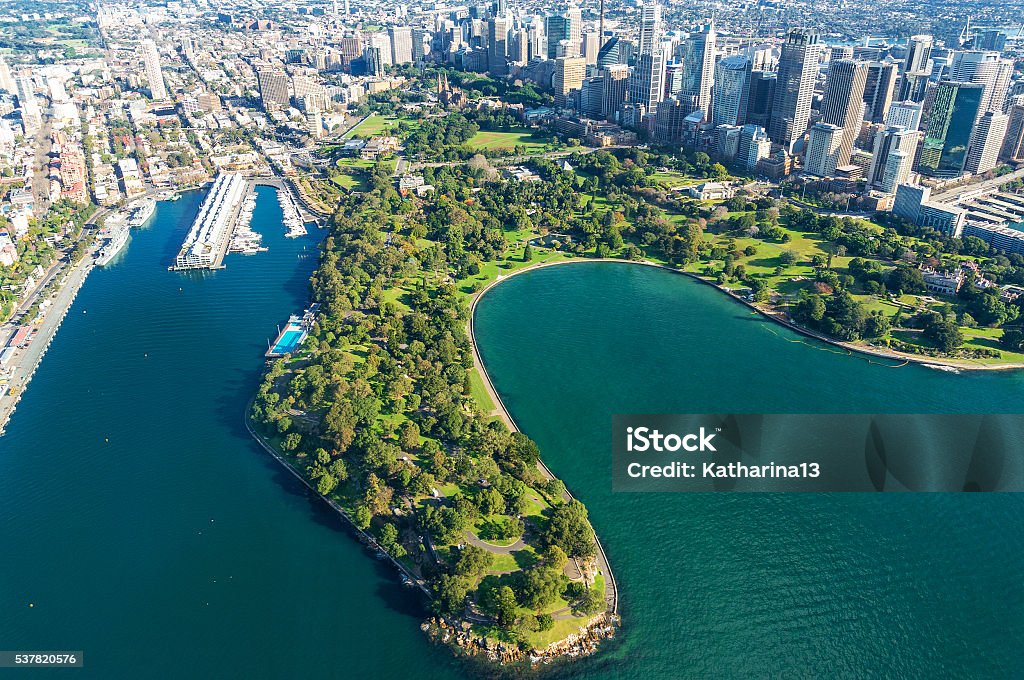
(272, 327, 304, 354)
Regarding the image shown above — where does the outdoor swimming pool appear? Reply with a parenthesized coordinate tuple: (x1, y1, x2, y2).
(270, 326, 305, 355)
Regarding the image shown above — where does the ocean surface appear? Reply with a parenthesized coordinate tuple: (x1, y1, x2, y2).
(473, 262, 1024, 678)
(3, 206, 1023, 678)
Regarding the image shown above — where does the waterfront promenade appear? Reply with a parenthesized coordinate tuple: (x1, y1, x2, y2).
(468, 271, 619, 616)
(0, 254, 93, 433)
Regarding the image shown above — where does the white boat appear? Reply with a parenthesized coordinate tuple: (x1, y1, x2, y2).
(96, 220, 130, 266)
(128, 198, 156, 228)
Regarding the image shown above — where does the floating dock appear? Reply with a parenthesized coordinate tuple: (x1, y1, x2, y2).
(172, 173, 247, 270)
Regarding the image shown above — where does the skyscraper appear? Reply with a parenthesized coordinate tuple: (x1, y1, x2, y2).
(637, 0, 662, 56)
(487, 16, 509, 75)
(601, 64, 629, 120)
(804, 122, 844, 177)
(628, 49, 666, 121)
(819, 59, 868, 167)
(862, 61, 898, 123)
(712, 55, 751, 128)
(965, 111, 1008, 175)
(885, 100, 923, 131)
(1002, 104, 1024, 162)
(899, 35, 932, 103)
(919, 81, 984, 178)
(949, 50, 1013, 113)
(139, 39, 167, 101)
(389, 26, 414, 65)
(868, 126, 918, 192)
(769, 28, 823, 152)
(678, 19, 716, 118)
(545, 15, 569, 59)
(566, 5, 582, 56)
(738, 124, 771, 171)
(553, 56, 586, 96)
(745, 70, 776, 128)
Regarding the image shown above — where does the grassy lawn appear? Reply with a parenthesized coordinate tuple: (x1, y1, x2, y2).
(343, 114, 399, 139)
(466, 128, 549, 152)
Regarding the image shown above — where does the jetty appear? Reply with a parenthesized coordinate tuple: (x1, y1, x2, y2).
(172, 173, 248, 270)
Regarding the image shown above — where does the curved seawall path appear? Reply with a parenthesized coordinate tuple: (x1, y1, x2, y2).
(472, 260, 1024, 678)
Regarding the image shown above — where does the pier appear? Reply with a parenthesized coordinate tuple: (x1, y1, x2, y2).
(172, 173, 248, 270)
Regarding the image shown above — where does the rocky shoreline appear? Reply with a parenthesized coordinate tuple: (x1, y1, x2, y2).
(422, 612, 620, 667)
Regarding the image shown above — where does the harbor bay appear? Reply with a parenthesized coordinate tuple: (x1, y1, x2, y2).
(0, 187, 467, 680)
(4, 202, 1024, 678)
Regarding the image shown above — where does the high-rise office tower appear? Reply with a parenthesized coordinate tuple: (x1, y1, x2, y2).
(545, 15, 569, 59)
(899, 34, 932, 103)
(527, 19, 545, 61)
(745, 70, 776, 128)
(601, 63, 629, 120)
(885, 100, 923, 131)
(139, 39, 167, 100)
(389, 26, 414, 64)
(553, 56, 586, 96)
(637, 0, 662, 56)
(0, 55, 14, 93)
(373, 33, 394, 66)
(412, 28, 429, 62)
(581, 76, 604, 116)
(712, 55, 751, 127)
(511, 28, 529, 64)
(1002, 104, 1024, 162)
(949, 50, 1013, 113)
(738, 124, 771, 171)
(819, 59, 868, 167)
(919, 81, 984, 178)
(976, 30, 1008, 52)
(566, 5, 582, 55)
(678, 19, 716, 118)
(364, 46, 386, 76)
(862, 61, 898, 123)
(653, 96, 690, 144)
(582, 31, 600, 65)
(769, 27, 823, 152)
(487, 16, 509, 75)
(965, 111, 1008, 175)
(868, 126, 918, 192)
(804, 122, 844, 177)
(257, 69, 289, 111)
(628, 49, 666, 120)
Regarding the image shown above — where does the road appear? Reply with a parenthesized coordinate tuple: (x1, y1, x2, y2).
(31, 118, 53, 213)
(0, 254, 94, 433)
(930, 165, 1024, 203)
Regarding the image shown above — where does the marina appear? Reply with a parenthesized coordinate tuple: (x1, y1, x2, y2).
(172, 173, 247, 270)
(228, 190, 267, 255)
(278, 186, 308, 238)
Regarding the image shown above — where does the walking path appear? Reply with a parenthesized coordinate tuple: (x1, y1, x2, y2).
(466, 262, 620, 615)
(0, 254, 94, 434)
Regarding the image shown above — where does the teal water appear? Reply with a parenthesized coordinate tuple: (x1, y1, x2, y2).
(5, 207, 1024, 679)
(0, 187, 464, 679)
(474, 262, 1024, 678)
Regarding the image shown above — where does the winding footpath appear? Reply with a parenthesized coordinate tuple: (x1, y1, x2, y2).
(467, 261, 620, 615)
